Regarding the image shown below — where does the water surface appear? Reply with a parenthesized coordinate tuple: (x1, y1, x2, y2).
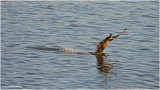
(1, 1, 159, 89)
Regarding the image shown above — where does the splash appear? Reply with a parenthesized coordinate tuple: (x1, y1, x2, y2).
(59, 48, 90, 54)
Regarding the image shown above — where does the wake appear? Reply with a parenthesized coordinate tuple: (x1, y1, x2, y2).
(27, 46, 90, 54)
(27, 46, 109, 56)
(59, 48, 90, 54)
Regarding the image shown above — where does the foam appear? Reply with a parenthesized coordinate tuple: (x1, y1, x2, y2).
(59, 48, 90, 54)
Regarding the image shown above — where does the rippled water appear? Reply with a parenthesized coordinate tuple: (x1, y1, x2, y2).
(1, 1, 159, 89)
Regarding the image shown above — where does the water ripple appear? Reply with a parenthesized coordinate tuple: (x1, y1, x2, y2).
(1, 1, 159, 89)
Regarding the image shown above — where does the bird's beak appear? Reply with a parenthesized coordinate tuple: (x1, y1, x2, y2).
(109, 37, 114, 41)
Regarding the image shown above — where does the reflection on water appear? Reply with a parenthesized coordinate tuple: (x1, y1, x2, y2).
(96, 55, 113, 74)
(28, 46, 113, 74)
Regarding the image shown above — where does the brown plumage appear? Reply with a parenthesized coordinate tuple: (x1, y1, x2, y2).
(95, 28, 127, 54)
(95, 34, 113, 53)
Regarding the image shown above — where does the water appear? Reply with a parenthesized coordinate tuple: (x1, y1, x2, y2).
(1, 1, 159, 89)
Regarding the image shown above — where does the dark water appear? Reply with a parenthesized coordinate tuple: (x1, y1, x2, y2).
(1, 1, 159, 89)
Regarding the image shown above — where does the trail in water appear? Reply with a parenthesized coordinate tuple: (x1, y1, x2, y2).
(59, 48, 90, 54)
(27, 46, 90, 54)
(27, 46, 109, 56)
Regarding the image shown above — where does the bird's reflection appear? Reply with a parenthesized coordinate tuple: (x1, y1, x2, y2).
(96, 55, 113, 74)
